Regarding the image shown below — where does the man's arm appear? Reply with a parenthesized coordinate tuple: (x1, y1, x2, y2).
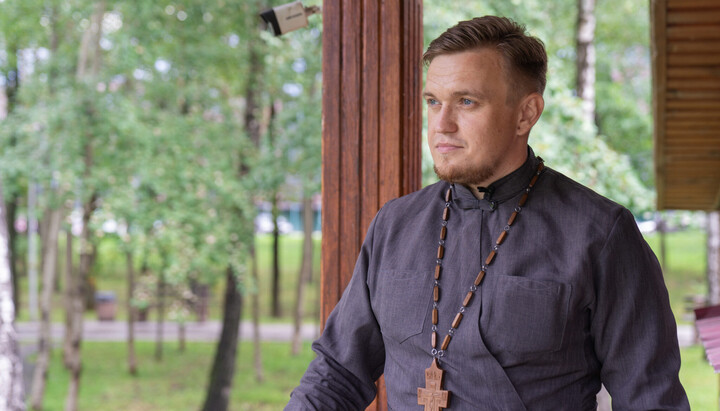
(286, 215, 386, 410)
(591, 209, 689, 410)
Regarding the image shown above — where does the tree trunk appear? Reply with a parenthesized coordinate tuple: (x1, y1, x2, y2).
(251, 243, 264, 382)
(62, 229, 73, 368)
(292, 195, 314, 355)
(155, 267, 166, 362)
(179, 322, 186, 353)
(576, 0, 596, 126)
(271, 191, 281, 318)
(27, 182, 40, 321)
(5, 196, 19, 319)
(65, 4, 105, 409)
(125, 250, 137, 375)
(0, 179, 26, 411)
(201, 267, 244, 411)
(708, 211, 720, 305)
(30, 208, 62, 410)
(2, 45, 21, 320)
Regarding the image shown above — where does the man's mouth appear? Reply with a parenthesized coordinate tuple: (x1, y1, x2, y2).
(435, 142, 462, 154)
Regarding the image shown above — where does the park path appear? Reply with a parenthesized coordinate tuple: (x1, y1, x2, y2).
(15, 320, 321, 343)
(16, 320, 696, 346)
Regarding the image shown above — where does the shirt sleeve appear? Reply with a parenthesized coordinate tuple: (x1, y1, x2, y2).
(285, 213, 386, 410)
(590, 209, 689, 410)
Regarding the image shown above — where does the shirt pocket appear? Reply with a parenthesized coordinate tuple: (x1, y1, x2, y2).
(371, 270, 432, 344)
(484, 275, 570, 355)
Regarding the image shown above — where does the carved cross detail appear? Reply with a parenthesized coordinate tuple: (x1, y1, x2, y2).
(417, 358, 450, 411)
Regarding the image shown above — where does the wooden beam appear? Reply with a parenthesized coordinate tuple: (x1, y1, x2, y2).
(321, 1, 423, 409)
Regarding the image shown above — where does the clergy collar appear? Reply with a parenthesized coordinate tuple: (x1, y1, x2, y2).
(451, 146, 541, 211)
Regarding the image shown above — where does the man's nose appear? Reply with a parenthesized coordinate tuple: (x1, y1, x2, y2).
(433, 106, 458, 133)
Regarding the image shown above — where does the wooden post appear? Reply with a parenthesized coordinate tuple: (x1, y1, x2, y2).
(321, 1, 423, 409)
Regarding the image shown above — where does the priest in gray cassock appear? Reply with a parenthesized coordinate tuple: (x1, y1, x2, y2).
(286, 15, 689, 411)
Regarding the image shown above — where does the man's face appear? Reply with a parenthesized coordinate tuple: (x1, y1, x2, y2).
(424, 48, 529, 187)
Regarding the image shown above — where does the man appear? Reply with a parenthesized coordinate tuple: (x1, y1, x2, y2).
(287, 16, 689, 410)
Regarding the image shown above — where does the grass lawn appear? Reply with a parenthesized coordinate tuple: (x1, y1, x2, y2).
(644, 229, 708, 324)
(36, 341, 315, 411)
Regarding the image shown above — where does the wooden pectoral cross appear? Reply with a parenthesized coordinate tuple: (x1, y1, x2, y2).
(417, 358, 450, 411)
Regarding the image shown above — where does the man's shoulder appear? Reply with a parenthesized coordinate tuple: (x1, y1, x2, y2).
(540, 167, 628, 218)
(382, 180, 448, 210)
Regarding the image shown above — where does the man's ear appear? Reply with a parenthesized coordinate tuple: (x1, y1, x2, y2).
(517, 93, 544, 136)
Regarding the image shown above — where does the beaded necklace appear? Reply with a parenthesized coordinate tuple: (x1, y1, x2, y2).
(417, 158, 545, 411)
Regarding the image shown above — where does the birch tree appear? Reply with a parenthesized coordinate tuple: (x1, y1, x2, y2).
(0, 180, 25, 410)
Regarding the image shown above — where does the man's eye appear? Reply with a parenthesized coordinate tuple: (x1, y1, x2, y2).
(461, 98, 474, 105)
(426, 98, 439, 105)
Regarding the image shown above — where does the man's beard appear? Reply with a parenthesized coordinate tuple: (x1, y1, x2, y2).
(433, 161, 496, 187)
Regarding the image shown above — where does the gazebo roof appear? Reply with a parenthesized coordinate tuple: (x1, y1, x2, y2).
(652, 0, 720, 210)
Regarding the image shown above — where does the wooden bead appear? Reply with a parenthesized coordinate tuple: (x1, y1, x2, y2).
(485, 250, 496, 265)
(440, 226, 447, 240)
(518, 192, 529, 207)
(442, 207, 449, 221)
(462, 291, 474, 307)
(441, 335, 451, 350)
(432, 331, 437, 348)
(474, 271, 485, 286)
(529, 174, 539, 187)
(432, 308, 438, 324)
(445, 188, 452, 202)
(496, 230, 507, 245)
(507, 211, 518, 226)
(451, 313, 463, 329)
(433, 285, 439, 302)
(434, 264, 441, 280)
(437, 245, 444, 259)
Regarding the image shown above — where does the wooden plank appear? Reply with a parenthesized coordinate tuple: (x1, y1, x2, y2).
(667, 53, 720, 66)
(666, 109, 720, 118)
(667, 79, 720, 89)
(320, 0, 342, 327)
(666, 119, 720, 128)
(667, 40, 720, 54)
(668, 66, 720, 79)
(667, 25, 720, 40)
(339, 0, 362, 303)
(379, 0, 402, 206)
(667, 10, 720, 24)
(362, 0, 380, 236)
(667, 98, 720, 109)
(403, 0, 424, 195)
(668, 0, 720, 10)
(667, 89, 720, 99)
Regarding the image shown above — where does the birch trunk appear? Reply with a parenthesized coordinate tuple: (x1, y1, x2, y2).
(30, 208, 62, 410)
(576, 0, 596, 125)
(0, 179, 25, 411)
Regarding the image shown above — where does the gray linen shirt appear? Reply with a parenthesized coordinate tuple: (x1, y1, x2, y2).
(286, 148, 689, 410)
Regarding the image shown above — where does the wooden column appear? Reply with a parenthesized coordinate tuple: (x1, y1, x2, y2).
(321, 1, 423, 409)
